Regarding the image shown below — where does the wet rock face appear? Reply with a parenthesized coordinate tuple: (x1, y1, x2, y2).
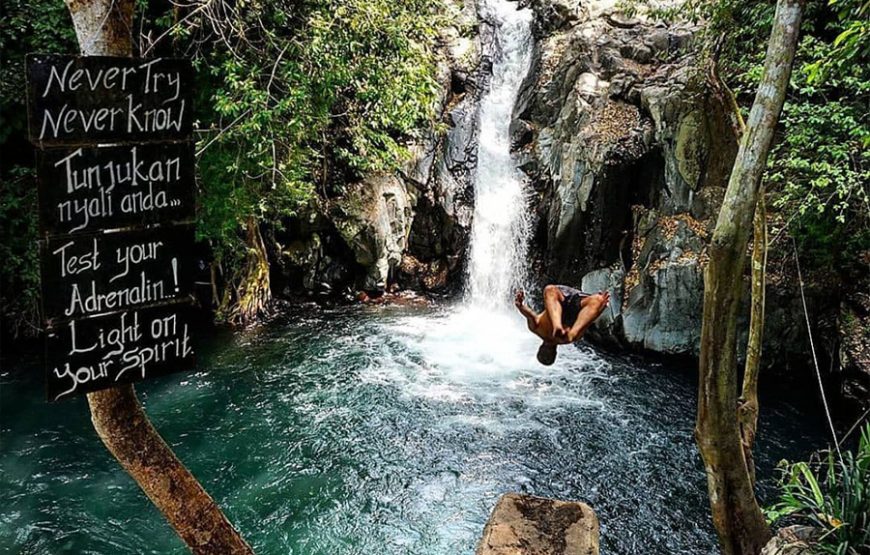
(516, 1, 739, 356)
(399, 2, 495, 294)
(401, 62, 482, 292)
(518, 0, 587, 36)
(276, 232, 350, 294)
(329, 175, 415, 291)
(476, 493, 599, 555)
(273, 0, 484, 296)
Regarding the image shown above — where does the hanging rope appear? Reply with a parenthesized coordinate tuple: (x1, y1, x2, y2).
(793, 236, 844, 462)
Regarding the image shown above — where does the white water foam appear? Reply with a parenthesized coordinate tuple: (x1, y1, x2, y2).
(363, 307, 612, 413)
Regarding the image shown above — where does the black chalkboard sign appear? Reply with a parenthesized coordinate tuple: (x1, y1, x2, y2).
(37, 143, 196, 236)
(26, 54, 193, 146)
(41, 225, 196, 325)
(29, 53, 200, 400)
(45, 303, 196, 401)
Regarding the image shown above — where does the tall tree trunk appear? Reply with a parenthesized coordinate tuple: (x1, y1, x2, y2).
(739, 193, 767, 487)
(65, 1, 253, 552)
(695, 1, 804, 554)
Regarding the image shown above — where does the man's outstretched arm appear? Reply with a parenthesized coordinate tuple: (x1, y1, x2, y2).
(514, 290, 539, 329)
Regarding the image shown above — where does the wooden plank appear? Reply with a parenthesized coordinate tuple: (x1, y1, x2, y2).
(37, 143, 196, 236)
(40, 225, 196, 325)
(45, 303, 196, 401)
(26, 54, 193, 146)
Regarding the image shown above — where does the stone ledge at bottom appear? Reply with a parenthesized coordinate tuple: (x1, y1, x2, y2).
(476, 493, 599, 555)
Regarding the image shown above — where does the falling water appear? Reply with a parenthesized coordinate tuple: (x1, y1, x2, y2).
(465, 0, 534, 306)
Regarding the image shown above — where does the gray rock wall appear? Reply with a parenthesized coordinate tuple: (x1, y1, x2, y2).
(399, 1, 494, 293)
(516, 0, 725, 357)
(513, 1, 870, 413)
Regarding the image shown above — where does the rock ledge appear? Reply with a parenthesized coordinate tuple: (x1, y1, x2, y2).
(476, 493, 599, 555)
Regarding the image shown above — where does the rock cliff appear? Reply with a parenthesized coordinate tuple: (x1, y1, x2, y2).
(514, 0, 869, 411)
(515, 0, 730, 355)
(272, 0, 487, 296)
(510, 0, 823, 372)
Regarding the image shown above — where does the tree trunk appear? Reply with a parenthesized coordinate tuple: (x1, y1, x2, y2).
(231, 216, 272, 324)
(88, 387, 254, 554)
(65, 0, 136, 56)
(739, 193, 767, 487)
(695, 1, 804, 554)
(65, 1, 253, 552)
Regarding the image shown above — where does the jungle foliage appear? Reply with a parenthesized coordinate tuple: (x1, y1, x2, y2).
(656, 0, 868, 273)
(766, 424, 870, 555)
(0, 0, 447, 332)
(619, 0, 868, 273)
(710, 0, 869, 275)
(0, 0, 77, 336)
(141, 0, 446, 277)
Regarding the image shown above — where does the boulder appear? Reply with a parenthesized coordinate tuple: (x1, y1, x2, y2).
(476, 493, 599, 555)
(581, 266, 624, 346)
(330, 175, 414, 291)
(272, 204, 358, 296)
(398, 254, 451, 292)
(760, 526, 816, 555)
(621, 256, 704, 354)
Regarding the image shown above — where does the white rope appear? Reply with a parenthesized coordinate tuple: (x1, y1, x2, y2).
(793, 236, 843, 461)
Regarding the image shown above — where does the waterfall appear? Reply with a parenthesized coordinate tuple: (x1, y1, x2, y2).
(465, 0, 534, 307)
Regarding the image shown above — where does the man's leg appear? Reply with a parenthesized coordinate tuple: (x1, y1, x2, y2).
(566, 292, 610, 342)
(543, 285, 565, 337)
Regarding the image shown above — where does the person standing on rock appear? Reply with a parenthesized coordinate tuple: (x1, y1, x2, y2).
(514, 286, 610, 366)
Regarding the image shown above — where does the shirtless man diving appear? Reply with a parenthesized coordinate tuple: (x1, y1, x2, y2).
(514, 285, 610, 366)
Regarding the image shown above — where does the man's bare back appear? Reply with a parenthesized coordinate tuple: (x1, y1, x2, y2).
(514, 285, 610, 365)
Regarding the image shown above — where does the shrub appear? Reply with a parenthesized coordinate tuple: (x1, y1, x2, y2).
(0, 0, 76, 336)
(766, 424, 870, 554)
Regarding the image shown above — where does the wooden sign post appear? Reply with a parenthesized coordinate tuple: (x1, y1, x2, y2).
(27, 1, 253, 552)
(27, 53, 198, 401)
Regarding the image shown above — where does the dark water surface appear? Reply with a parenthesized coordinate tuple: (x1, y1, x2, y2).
(1, 304, 828, 554)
